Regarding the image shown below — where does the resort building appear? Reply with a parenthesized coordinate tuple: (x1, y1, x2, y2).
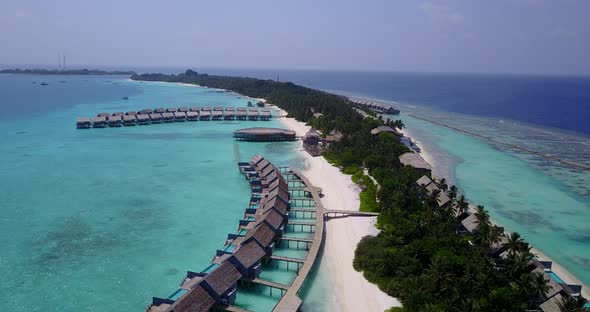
(201, 262, 242, 305)
(325, 129, 343, 143)
(137, 114, 150, 125)
(227, 241, 266, 279)
(400, 152, 433, 175)
(122, 114, 136, 126)
(415, 175, 451, 208)
(92, 116, 106, 128)
(370, 125, 402, 136)
(349, 98, 400, 114)
(76, 117, 91, 129)
(233, 127, 296, 142)
(303, 128, 324, 157)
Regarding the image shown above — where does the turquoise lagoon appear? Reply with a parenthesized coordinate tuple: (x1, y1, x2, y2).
(0, 75, 322, 311)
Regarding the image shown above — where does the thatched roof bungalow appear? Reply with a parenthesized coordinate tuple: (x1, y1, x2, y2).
(370, 126, 402, 136)
(399, 152, 432, 175)
(201, 262, 242, 305)
(92, 116, 107, 128)
(164, 285, 215, 312)
(228, 241, 265, 278)
(243, 222, 276, 255)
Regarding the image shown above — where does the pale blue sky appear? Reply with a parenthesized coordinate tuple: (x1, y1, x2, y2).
(1, 0, 589, 75)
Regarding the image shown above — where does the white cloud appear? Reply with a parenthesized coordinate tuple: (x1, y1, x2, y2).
(419, 2, 465, 25)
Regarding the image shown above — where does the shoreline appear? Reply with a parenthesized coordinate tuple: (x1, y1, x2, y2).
(276, 109, 402, 311)
(400, 113, 590, 298)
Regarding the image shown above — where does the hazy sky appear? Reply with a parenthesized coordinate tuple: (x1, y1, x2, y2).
(1, 0, 589, 75)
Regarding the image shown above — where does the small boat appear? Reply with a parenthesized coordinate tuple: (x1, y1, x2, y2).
(122, 96, 129, 100)
(40, 83, 49, 86)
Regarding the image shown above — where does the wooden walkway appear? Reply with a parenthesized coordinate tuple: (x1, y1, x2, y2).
(272, 169, 326, 312)
(280, 236, 314, 243)
(251, 278, 290, 291)
(224, 305, 255, 312)
(324, 209, 380, 217)
(270, 255, 305, 264)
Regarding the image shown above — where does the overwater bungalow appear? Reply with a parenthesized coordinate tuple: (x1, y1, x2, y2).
(174, 111, 187, 121)
(233, 127, 296, 141)
(201, 262, 242, 305)
(226, 107, 236, 112)
(166, 108, 177, 113)
(108, 115, 122, 127)
(212, 110, 223, 120)
(122, 114, 137, 126)
(399, 152, 432, 175)
(259, 111, 271, 121)
(241, 222, 276, 255)
(92, 116, 107, 128)
(251, 209, 286, 234)
(97, 112, 110, 117)
(237, 107, 247, 112)
(254, 159, 271, 172)
(148, 284, 215, 312)
(247, 111, 259, 120)
(150, 113, 163, 123)
(228, 241, 265, 279)
(223, 110, 235, 120)
(186, 111, 199, 121)
(236, 111, 247, 120)
(178, 107, 189, 112)
(136, 114, 150, 125)
(214, 107, 224, 111)
(199, 111, 211, 120)
(154, 108, 166, 114)
(201, 107, 212, 112)
(190, 107, 200, 112)
(258, 196, 289, 217)
(76, 117, 91, 129)
(139, 108, 153, 115)
(112, 112, 125, 116)
(162, 112, 175, 122)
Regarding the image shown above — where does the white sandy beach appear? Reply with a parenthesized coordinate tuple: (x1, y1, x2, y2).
(277, 110, 401, 312)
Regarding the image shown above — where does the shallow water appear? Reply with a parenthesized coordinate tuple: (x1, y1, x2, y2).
(0, 75, 322, 311)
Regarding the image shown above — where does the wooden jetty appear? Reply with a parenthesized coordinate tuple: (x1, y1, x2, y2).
(75, 106, 273, 129)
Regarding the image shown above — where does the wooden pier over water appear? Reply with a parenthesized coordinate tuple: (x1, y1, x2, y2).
(76, 106, 274, 129)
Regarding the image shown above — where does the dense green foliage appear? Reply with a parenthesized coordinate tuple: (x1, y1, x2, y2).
(131, 71, 583, 312)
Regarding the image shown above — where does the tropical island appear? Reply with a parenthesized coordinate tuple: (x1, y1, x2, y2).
(0, 68, 137, 75)
(131, 70, 588, 311)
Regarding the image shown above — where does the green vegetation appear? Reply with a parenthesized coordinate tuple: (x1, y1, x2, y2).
(1, 68, 137, 75)
(131, 70, 585, 312)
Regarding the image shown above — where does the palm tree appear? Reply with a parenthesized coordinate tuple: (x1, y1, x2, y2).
(474, 205, 494, 249)
(528, 271, 551, 303)
(454, 195, 469, 216)
(426, 256, 455, 294)
(448, 185, 458, 200)
(438, 178, 449, 191)
(557, 295, 586, 312)
(503, 232, 525, 256)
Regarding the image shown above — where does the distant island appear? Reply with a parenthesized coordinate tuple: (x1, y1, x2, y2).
(0, 68, 137, 75)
